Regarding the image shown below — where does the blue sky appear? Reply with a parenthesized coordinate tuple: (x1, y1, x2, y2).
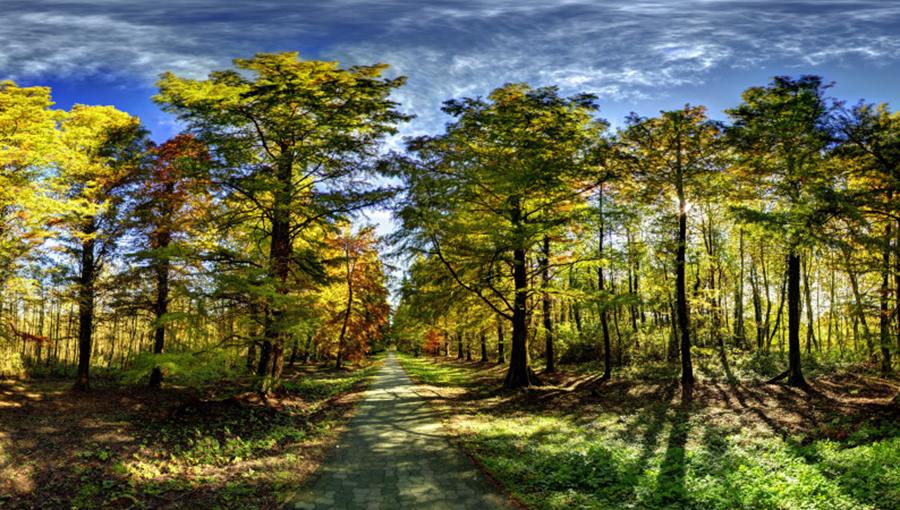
(7, 0, 900, 139)
(6, 0, 900, 235)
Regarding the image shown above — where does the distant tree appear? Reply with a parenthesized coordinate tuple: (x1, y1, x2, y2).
(155, 53, 409, 392)
(315, 225, 390, 367)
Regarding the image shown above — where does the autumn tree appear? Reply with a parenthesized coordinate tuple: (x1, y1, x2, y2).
(393, 83, 607, 388)
(0, 81, 57, 286)
(314, 225, 390, 366)
(155, 53, 409, 391)
(50, 105, 147, 391)
(129, 134, 211, 388)
(727, 76, 838, 387)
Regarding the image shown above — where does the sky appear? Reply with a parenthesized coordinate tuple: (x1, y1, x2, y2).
(5, 0, 900, 236)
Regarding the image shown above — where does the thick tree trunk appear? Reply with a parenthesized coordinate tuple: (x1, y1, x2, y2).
(503, 246, 540, 388)
(148, 235, 171, 389)
(261, 154, 294, 390)
(74, 234, 96, 392)
(786, 251, 806, 386)
(541, 236, 555, 373)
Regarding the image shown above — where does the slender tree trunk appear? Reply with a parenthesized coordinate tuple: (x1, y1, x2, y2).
(803, 256, 818, 354)
(735, 227, 746, 347)
(497, 319, 505, 364)
(880, 216, 893, 375)
(335, 275, 354, 369)
(676, 184, 694, 385)
(466, 333, 472, 362)
(74, 232, 96, 392)
(541, 236, 555, 373)
(457, 333, 464, 359)
(598, 185, 612, 379)
(480, 330, 488, 362)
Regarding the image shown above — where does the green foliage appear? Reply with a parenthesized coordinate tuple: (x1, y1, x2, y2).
(123, 351, 244, 388)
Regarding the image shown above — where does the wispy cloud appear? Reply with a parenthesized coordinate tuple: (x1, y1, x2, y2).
(4, 0, 899, 135)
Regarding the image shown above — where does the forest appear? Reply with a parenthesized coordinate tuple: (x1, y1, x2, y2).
(2, 52, 899, 508)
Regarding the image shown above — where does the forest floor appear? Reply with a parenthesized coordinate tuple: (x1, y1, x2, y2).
(0, 356, 383, 509)
(398, 354, 900, 510)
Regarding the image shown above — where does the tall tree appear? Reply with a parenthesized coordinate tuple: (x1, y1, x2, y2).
(394, 83, 607, 388)
(51, 105, 147, 391)
(155, 53, 409, 392)
(727, 76, 837, 387)
(130, 134, 211, 388)
(617, 105, 723, 385)
(835, 103, 900, 374)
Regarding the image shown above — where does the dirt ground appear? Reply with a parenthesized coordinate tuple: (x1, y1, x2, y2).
(0, 363, 375, 509)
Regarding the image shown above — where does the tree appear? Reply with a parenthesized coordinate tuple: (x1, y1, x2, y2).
(129, 134, 211, 388)
(835, 103, 900, 374)
(727, 76, 838, 387)
(616, 105, 723, 385)
(394, 83, 607, 388)
(315, 225, 390, 367)
(155, 53, 409, 391)
(50, 105, 147, 391)
(0, 81, 57, 285)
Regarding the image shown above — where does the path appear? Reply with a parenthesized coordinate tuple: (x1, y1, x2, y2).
(291, 351, 513, 509)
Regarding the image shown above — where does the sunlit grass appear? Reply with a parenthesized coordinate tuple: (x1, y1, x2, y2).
(401, 355, 900, 510)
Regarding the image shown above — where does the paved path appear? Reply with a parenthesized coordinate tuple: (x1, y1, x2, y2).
(291, 351, 513, 509)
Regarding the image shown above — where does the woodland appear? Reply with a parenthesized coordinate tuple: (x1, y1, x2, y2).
(1, 52, 900, 508)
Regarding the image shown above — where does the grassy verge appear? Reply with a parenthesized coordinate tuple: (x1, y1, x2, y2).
(397, 353, 900, 510)
(0, 355, 383, 509)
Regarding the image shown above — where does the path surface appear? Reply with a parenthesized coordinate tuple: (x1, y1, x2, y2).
(291, 352, 513, 509)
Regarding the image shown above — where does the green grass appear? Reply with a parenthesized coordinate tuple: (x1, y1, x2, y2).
(396, 352, 490, 388)
(398, 354, 900, 510)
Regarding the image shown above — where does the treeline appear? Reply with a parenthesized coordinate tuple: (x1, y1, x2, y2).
(3, 55, 898, 393)
(0, 53, 398, 391)
(390, 77, 900, 389)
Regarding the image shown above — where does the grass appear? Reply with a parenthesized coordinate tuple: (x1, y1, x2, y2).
(0, 355, 383, 509)
(397, 353, 900, 510)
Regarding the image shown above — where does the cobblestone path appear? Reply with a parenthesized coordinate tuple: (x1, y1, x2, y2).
(291, 351, 514, 509)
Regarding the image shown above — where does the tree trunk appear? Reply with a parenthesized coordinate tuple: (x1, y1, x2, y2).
(880, 216, 892, 375)
(503, 246, 540, 388)
(480, 330, 488, 362)
(497, 319, 505, 364)
(541, 236, 555, 372)
(786, 251, 806, 386)
(676, 188, 694, 385)
(74, 233, 96, 392)
(457, 333, 464, 359)
(148, 233, 171, 389)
